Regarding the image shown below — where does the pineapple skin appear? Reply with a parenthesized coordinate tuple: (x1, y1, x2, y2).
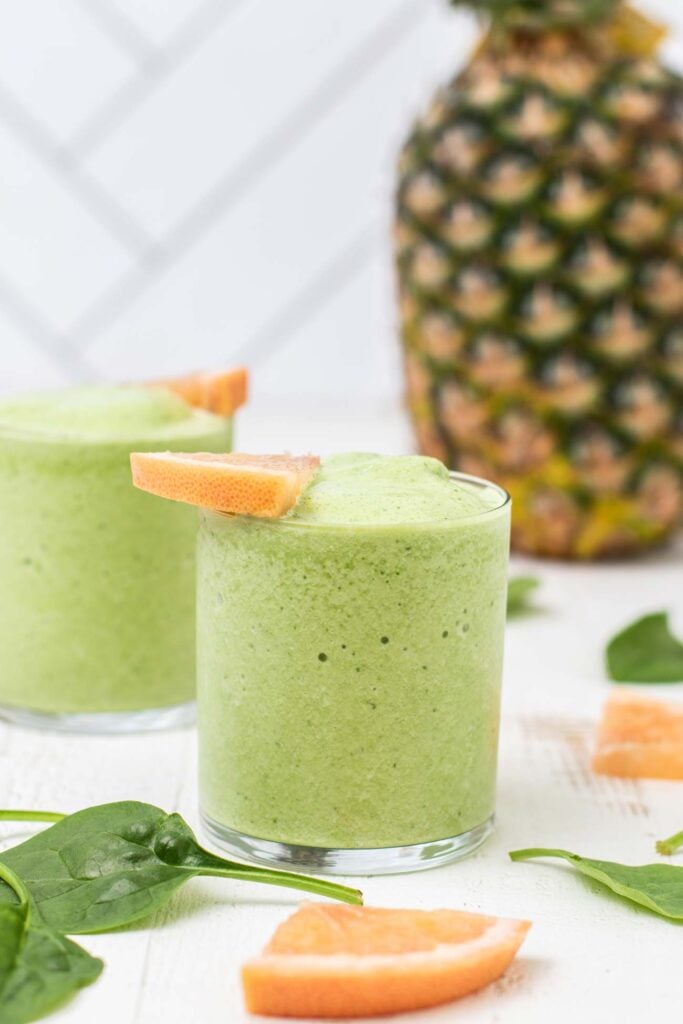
(397, 30, 683, 559)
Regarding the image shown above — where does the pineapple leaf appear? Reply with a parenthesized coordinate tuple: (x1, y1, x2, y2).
(448, 0, 621, 29)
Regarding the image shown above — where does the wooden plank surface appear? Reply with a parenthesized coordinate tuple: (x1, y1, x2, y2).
(1, 408, 681, 1022)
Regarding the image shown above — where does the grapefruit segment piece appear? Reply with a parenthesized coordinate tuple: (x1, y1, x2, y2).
(241, 904, 531, 1018)
(151, 367, 248, 415)
(592, 690, 683, 780)
(130, 452, 320, 518)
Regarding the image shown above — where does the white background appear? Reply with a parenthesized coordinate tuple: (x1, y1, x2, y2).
(0, 0, 680, 418)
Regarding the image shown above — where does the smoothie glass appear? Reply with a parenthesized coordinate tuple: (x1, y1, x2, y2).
(197, 459, 510, 875)
(0, 385, 234, 733)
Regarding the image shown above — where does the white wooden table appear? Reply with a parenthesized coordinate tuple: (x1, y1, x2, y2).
(1, 407, 682, 1023)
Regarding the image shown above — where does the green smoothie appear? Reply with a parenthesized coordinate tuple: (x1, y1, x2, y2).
(0, 385, 233, 726)
(198, 454, 510, 870)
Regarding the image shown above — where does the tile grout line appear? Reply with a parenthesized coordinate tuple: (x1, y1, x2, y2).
(74, 0, 160, 68)
(230, 223, 381, 368)
(69, 0, 252, 160)
(0, 80, 152, 255)
(162, 0, 429, 260)
(0, 270, 98, 382)
(69, 0, 430, 353)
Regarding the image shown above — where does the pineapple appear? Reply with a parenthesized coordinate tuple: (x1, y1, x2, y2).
(396, 0, 683, 558)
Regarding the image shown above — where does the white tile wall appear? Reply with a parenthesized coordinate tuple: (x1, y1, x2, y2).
(0, 0, 135, 143)
(0, 116, 131, 329)
(85, 0, 409, 236)
(0, 0, 679, 410)
(0, 304, 70, 389)
(103, 0, 218, 49)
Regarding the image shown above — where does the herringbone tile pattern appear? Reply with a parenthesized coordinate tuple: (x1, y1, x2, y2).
(0, 0, 679, 405)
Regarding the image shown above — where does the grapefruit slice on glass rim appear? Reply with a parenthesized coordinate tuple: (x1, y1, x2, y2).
(130, 452, 320, 518)
(241, 903, 531, 1018)
(150, 366, 248, 416)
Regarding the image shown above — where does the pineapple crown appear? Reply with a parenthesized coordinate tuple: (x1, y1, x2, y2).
(449, 0, 622, 30)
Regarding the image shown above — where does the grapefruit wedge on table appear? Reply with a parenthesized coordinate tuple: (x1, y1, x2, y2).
(151, 366, 248, 415)
(593, 690, 683, 780)
(242, 903, 531, 1018)
(130, 452, 320, 518)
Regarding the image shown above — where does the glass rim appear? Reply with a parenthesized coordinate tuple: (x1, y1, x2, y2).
(206, 469, 511, 531)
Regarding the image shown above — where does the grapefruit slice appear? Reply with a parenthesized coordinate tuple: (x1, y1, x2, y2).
(130, 452, 320, 518)
(242, 904, 531, 1018)
(592, 690, 683, 780)
(152, 367, 248, 415)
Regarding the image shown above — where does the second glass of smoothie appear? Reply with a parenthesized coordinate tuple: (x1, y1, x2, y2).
(197, 453, 510, 874)
(0, 381, 239, 732)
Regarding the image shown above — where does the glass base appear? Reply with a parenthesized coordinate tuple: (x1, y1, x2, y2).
(0, 700, 195, 735)
(201, 812, 493, 876)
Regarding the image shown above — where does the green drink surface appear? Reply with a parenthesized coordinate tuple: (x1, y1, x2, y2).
(198, 454, 510, 849)
(0, 384, 216, 441)
(285, 452, 501, 524)
(0, 385, 233, 715)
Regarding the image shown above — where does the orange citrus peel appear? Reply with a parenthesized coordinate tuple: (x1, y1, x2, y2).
(150, 367, 248, 416)
(242, 903, 531, 1018)
(130, 451, 320, 518)
(593, 690, 683, 780)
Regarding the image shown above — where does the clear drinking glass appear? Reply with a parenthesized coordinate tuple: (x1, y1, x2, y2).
(198, 472, 510, 875)
(0, 389, 233, 733)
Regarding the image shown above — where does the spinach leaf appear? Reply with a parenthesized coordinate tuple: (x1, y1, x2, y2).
(656, 830, 683, 856)
(510, 847, 683, 921)
(606, 612, 683, 683)
(0, 802, 361, 934)
(507, 576, 540, 618)
(0, 861, 102, 1024)
(0, 891, 26, 996)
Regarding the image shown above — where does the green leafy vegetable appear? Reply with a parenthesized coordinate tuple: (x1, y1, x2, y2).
(507, 576, 540, 618)
(0, 802, 362, 934)
(606, 612, 683, 683)
(510, 847, 683, 921)
(0, 861, 102, 1024)
(656, 830, 683, 857)
(0, 803, 361, 1022)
